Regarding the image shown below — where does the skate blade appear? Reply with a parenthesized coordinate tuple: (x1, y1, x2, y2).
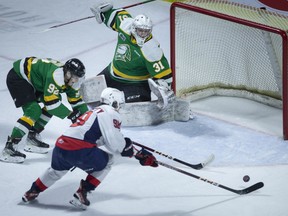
(0, 155, 25, 163)
(24, 146, 49, 154)
(69, 198, 87, 210)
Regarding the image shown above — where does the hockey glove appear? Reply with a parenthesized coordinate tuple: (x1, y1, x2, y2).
(121, 138, 134, 157)
(135, 148, 158, 167)
(90, 2, 113, 24)
(148, 78, 175, 110)
(67, 109, 81, 123)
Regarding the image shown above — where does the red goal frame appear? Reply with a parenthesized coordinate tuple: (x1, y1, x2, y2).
(170, 2, 288, 139)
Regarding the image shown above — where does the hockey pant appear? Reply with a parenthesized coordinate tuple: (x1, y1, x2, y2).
(34, 146, 114, 191)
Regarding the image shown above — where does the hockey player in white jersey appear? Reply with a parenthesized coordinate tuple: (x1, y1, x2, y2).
(22, 87, 158, 210)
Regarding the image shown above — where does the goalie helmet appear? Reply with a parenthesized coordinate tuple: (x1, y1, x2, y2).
(100, 87, 125, 110)
(131, 14, 153, 47)
(64, 58, 86, 78)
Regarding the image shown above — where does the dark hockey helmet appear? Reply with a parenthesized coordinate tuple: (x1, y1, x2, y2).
(64, 58, 85, 78)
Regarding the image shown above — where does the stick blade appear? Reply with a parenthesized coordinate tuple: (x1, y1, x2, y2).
(238, 182, 264, 195)
(201, 154, 215, 168)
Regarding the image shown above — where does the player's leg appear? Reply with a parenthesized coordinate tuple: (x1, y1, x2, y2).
(0, 69, 41, 163)
(25, 107, 51, 154)
(22, 167, 68, 202)
(22, 146, 71, 202)
(70, 149, 112, 209)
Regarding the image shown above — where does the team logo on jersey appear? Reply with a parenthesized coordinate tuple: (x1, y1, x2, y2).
(115, 44, 131, 62)
(113, 119, 121, 129)
(57, 138, 64, 144)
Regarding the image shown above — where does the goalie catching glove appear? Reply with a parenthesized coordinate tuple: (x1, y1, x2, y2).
(90, 2, 113, 24)
(135, 148, 158, 167)
(148, 78, 175, 110)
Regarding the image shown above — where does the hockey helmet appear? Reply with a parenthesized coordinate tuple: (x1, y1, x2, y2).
(64, 58, 86, 78)
(100, 87, 125, 110)
(131, 14, 153, 47)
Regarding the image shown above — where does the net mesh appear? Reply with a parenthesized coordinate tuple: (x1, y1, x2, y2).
(173, 0, 288, 108)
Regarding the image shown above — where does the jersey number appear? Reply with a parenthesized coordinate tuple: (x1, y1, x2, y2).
(153, 61, 165, 73)
(70, 108, 104, 127)
(47, 83, 59, 95)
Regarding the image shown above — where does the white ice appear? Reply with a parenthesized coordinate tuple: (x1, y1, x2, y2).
(0, 0, 288, 216)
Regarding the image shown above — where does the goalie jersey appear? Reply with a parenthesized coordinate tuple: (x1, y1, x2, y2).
(101, 9, 172, 84)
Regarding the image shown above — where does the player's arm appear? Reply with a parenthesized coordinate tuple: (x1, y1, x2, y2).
(96, 109, 127, 153)
(90, 2, 132, 32)
(66, 87, 89, 114)
(42, 68, 74, 119)
(43, 86, 71, 119)
(96, 109, 158, 167)
(141, 39, 174, 109)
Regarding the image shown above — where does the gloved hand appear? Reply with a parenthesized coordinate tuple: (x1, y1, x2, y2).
(90, 2, 113, 24)
(135, 148, 158, 167)
(148, 78, 175, 110)
(121, 138, 134, 157)
(67, 109, 81, 123)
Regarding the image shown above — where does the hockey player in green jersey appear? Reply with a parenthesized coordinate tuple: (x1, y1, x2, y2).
(90, 2, 174, 109)
(0, 57, 89, 163)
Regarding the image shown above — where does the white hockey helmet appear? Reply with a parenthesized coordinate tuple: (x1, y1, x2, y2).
(100, 87, 125, 110)
(131, 14, 153, 47)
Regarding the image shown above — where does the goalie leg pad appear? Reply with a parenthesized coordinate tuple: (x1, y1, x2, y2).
(174, 98, 190, 121)
(116, 98, 190, 126)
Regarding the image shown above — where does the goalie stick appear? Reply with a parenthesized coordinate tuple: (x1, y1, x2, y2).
(43, 0, 157, 31)
(158, 160, 264, 195)
(132, 141, 214, 170)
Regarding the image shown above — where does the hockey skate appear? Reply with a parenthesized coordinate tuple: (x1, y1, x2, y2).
(24, 130, 49, 154)
(69, 179, 90, 210)
(0, 136, 26, 163)
(22, 188, 40, 202)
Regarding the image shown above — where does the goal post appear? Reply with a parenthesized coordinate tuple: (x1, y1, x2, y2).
(170, 0, 288, 139)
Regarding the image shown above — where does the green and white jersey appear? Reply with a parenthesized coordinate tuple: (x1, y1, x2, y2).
(13, 57, 88, 119)
(102, 9, 172, 84)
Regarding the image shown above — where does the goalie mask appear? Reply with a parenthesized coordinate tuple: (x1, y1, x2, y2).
(63, 58, 86, 86)
(131, 14, 153, 47)
(100, 87, 125, 111)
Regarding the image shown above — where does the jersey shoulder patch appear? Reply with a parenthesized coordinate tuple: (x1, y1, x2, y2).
(119, 17, 133, 35)
(52, 68, 65, 87)
(141, 38, 163, 62)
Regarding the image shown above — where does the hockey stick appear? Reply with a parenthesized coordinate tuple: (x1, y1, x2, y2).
(158, 160, 264, 195)
(46, 0, 157, 31)
(132, 141, 214, 170)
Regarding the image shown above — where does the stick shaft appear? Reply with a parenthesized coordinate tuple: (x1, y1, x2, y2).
(49, 0, 156, 29)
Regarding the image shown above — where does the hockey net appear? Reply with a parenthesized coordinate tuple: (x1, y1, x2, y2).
(170, 0, 288, 139)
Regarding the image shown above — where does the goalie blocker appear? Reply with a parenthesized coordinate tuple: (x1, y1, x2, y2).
(80, 75, 191, 126)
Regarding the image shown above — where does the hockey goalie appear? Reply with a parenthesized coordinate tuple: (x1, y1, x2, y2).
(80, 2, 191, 126)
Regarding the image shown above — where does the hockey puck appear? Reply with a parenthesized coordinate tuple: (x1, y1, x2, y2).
(243, 175, 250, 182)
